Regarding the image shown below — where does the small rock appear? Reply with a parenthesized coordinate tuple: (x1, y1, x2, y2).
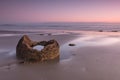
(111, 30, 118, 32)
(39, 34, 44, 35)
(72, 54, 76, 56)
(48, 33, 52, 35)
(69, 44, 76, 46)
(99, 30, 103, 32)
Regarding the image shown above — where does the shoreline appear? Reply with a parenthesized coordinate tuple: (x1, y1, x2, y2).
(1, 29, 120, 37)
(0, 30, 120, 80)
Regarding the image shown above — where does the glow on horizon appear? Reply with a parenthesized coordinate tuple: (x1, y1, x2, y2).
(1, 0, 120, 23)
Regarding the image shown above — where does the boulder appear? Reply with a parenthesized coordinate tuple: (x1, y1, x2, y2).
(16, 35, 59, 63)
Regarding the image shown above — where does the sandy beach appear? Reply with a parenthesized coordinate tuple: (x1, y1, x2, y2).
(1, 0, 120, 79)
(0, 30, 120, 80)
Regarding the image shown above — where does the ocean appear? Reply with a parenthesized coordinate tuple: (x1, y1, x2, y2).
(0, 22, 120, 31)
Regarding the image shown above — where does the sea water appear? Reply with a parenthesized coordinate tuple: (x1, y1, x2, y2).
(0, 22, 120, 31)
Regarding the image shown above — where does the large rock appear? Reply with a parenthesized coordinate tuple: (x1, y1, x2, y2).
(16, 35, 59, 63)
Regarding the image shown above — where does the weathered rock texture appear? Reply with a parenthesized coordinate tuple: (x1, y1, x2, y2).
(16, 35, 59, 62)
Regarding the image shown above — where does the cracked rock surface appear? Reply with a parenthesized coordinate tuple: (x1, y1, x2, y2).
(16, 35, 59, 63)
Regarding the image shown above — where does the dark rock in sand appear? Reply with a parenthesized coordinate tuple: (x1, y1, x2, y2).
(69, 43, 76, 46)
(48, 33, 52, 35)
(16, 35, 59, 63)
(99, 30, 103, 32)
(39, 34, 44, 35)
(111, 30, 118, 32)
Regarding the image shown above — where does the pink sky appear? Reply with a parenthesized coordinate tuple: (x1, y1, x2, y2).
(0, 0, 120, 23)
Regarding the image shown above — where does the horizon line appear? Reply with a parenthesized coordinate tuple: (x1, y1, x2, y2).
(1, 21, 120, 24)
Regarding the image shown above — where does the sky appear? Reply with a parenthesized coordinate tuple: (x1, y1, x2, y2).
(1, 0, 120, 23)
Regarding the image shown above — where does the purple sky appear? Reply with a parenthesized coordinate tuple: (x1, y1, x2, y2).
(1, 0, 120, 23)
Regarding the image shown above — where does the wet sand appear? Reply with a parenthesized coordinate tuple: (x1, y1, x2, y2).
(1, 31, 120, 80)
